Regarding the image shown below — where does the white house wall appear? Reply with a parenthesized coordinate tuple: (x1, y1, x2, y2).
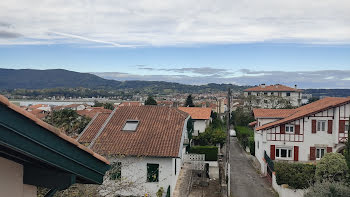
(0, 157, 37, 197)
(102, 156, 181, 197)
(193, 119, 208, 136)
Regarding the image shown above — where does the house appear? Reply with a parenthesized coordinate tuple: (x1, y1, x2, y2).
(0, 95, 109, 197)
(178, 107, 212, 136)
(77, 106, 190, 197)
(253, 97, 350, 176)
(244, 84, 302, 108)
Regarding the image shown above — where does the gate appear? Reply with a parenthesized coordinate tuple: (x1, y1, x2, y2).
(264, 151, 274, 183)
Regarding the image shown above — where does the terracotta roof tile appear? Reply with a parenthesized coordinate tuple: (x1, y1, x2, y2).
(253, 108, 297, 118)
(244, 84, 301, 92)
(28, 109, 49, 119)
(256, 97, 350, 130)
(178, 107, 212, 120)
(79, 106, 189, 158)
(0, 95, 109, 164)
(78, 112, 111, 143)
(119, 101, 142, 106)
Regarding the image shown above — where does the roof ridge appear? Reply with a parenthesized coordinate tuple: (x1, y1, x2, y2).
(76, 112, 101, 141)
(88, 106, 118, 148)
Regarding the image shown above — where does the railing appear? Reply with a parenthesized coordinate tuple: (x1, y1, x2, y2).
(264, 151, 274, 171)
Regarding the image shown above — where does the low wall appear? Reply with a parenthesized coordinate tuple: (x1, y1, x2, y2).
(272, 173, 306, 197)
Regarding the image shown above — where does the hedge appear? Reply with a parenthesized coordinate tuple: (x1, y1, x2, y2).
(235, 126, 254, 150)
(248, 137, 255, 156)
(188, 146, 218, 161)
(275, 162, 316, 189)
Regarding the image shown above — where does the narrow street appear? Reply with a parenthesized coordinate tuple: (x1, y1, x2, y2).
(229, 137, 275, 197)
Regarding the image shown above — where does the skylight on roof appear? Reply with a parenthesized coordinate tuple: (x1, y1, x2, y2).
(122, 120, 139, 131)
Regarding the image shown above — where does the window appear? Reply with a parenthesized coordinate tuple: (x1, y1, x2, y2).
(316, 148, 326, 160)
(285, 125, 294, 133)
(147, 163, 159, 182)
(317, 120, 326, 132)
(345, 122, 350, 132)
(109, 162, 122, 180)
(276, 147, 292, 159)
(271, 92, 274, 96)
(248, 92, 251, 96)
(122, 120, 139, 131)
(175, 159, 177, 175)
(286, 92, 291, 96)
(264, 92, 268, 95)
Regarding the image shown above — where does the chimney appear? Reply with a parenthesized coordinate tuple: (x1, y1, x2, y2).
(294, 84, 297, 89)
(261, 83, 266, 88)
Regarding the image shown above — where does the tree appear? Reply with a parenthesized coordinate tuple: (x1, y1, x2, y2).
(304, 180, 350, 197)
(185, 95, 195, 107)
(44, 109, 91, 137)
(144, 96, 157, 105)
(232, 107, 255, 126)
(103, 102, 114, 110)
(315, 153, 348, 182)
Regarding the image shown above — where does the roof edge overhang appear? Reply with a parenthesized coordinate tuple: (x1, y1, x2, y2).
(0, 104, 110, 185)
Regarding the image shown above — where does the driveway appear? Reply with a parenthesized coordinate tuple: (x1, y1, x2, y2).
(229, 137, 275, 197)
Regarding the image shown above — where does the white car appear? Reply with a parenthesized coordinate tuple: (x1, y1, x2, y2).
(230, 129, 236, 137)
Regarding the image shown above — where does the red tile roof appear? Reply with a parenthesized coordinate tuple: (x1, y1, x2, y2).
(178, 107, 212, 120)
(0, 95, 109, 164)
(28, 109, 49, 119)
(249, 121, 257, 127)
(253, 108, 297, 118)
(28, 104, 49, 110)
(244, 84, 301, 92)
(119, 101, 142, 106)
(78, 112, 111, 143)
(256, 97, 350, 131)
(78, 106, 189, 158)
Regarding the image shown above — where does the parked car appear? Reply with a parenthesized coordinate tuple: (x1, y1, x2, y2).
(230, 129, 236, 137)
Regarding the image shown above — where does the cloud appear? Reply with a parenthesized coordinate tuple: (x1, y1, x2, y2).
(0, 30, 22, 39)
(137, 66, 234, 76)
(0, 0, 350, 46)
(92, 69, 350, 88)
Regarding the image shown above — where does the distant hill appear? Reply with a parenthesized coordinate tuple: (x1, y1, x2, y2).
(0, 68, 248, 94)
(0, 68, 122, 89)
(303, 89, 350, 98)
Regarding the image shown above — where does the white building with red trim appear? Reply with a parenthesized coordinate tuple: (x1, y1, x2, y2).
(252, 97, 349, 175)
(244, 84, 302, 108)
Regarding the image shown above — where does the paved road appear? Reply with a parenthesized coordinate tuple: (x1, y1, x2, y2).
(229, 137, 274, 197)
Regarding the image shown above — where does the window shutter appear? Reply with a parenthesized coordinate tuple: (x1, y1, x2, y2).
(270, 145, 275, 160)
(280, 124, 285, 134)
(310, 147, 316, 160)
(328, 120, 333, 134)
(294, 146, 299, 161)
(339, 120, 346, 133)
(295, 125, 300, 135)
(312, 120, 317, 133)
(327, 147, 333, 153)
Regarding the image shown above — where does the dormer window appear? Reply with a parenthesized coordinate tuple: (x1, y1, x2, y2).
(122, 120, 139, 131)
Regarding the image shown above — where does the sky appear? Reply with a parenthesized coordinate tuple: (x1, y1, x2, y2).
(0, 0, 350, 88)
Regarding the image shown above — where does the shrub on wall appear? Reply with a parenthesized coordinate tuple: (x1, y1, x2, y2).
(304, 180, 350, 197)
(275, 162, 316, 189)
(188, 146, 218, 161)
(315, 153, 348, 182)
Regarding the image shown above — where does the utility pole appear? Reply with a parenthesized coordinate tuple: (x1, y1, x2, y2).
(226, 88, 231, 196)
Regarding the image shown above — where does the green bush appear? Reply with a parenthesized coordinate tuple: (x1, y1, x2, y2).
(188, 146, 218, 161)
(304, 180, 350, 197)
(248, 137, 255, 156)
(275, 162, 316, 189)
(316, 153, 348, 182)
(193, 118, 226, 146)
(235, 126, 254, 149)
